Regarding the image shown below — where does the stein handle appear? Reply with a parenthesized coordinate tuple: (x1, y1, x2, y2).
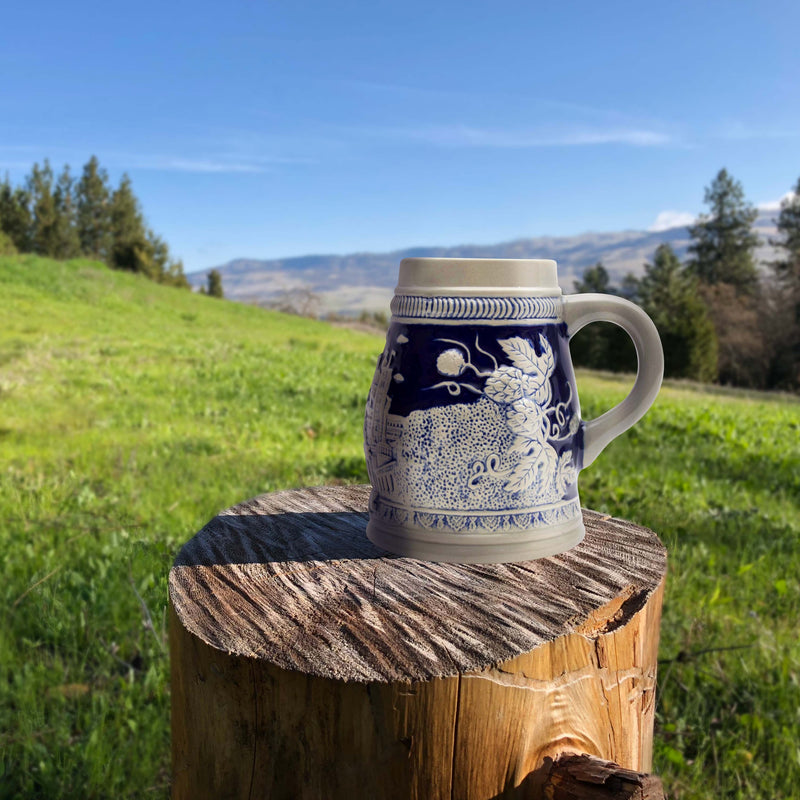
(562, 293, 664, 468)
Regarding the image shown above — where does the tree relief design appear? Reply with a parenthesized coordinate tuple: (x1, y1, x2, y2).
(428, 334, 578, 502)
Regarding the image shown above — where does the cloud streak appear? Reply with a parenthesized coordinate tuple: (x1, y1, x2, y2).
(105, 149, 316, 174)
(125, 156, 271, 174)
(717, 122, 799, 142)
(351, 124, 673, 149)
(0, 160, 38, 171)
(0, 146, 312, 175)
(329, 79, 668, 126)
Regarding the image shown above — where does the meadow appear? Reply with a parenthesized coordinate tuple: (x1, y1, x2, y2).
(1, 255, 798, 799)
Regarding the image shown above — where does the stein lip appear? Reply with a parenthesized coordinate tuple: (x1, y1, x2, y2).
(396, 257, 561, 297)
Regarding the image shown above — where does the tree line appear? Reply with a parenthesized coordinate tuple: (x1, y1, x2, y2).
(0, 156, 190, 288)
(571, 169, 800, 391)
(2, 158, 797, 388)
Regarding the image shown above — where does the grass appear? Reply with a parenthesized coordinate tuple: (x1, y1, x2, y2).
(577, 376, 799, 798)
(1, 254, 798, 799)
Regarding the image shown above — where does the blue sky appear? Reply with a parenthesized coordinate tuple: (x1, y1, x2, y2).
(2, 0, 798, 272)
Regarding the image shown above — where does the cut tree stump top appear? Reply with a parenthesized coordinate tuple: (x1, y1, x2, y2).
(169, 485, 666, 684)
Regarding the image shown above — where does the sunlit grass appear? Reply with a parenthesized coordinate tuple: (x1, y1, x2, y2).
(1, 255, 798, 798)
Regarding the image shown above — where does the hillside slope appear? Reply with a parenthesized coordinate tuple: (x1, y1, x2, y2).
(0, 255, 383, 797)
(1, 254, 798, 799)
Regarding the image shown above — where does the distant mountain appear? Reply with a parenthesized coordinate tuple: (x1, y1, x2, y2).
(188, 210, 779, 316)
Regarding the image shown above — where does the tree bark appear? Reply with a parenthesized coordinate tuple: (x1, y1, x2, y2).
(542, 754, 665, 799)
(170, 485, 666, 800)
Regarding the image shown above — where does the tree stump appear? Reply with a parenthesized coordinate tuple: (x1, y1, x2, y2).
(169, 485, 666, 800)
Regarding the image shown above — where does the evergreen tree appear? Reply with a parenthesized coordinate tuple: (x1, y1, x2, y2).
(570, 262, 636, 373)
(147, 229, 190, 287)
(148, 229, 170, 279)
(28, 160, 61, 256)
(52, 165, 81, 259)
(687, 168, 760, 294)
(162, 258, 192, 289)
(1, 156, 188, 291)
(109, 174, 153, 275)
(76, 156, 112, 261)
(0, 229, 17, 256)
(771, 178, 800, 291)
(767, 178, 800, 388)
(634, 243, 717, 382)
(573, 262, 614, 294)
(206, 269, 224, 298)
(164, 258, 190, 288)
(0, 175, 32, 252)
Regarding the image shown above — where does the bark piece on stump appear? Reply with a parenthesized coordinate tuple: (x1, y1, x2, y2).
(542, 753, 666, 799)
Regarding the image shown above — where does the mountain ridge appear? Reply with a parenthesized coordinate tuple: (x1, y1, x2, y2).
(188, 211, 779, 315)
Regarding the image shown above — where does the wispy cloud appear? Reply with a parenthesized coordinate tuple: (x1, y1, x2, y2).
(105, 149, 315, 174)
(649, 210, 696, 232)
(716, 122, 799, 142)
(328, 78, 666, 126)
(122, 156, 271, 174)
(0, 160, 37, 172)
(351, 124, 673, 148)
(0, 146, 312, 175)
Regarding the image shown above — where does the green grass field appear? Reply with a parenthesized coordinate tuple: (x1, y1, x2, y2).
(1, 255, 798, 799)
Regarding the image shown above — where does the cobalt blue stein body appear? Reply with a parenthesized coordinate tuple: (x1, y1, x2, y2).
(364, 258, 663, 563)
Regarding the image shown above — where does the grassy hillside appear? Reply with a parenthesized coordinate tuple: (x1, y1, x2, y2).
(1, 255, 798, 799)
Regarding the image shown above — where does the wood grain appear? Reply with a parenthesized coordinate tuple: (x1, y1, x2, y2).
(170, 485, 666, 683)
(171, 604, 460, 799)
(169, 485, 667, 799)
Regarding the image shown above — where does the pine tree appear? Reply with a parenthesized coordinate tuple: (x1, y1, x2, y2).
(771, 178, 800, 291)
(164, 258, 190, 289)
(147, 229, 189, 287)
(28, 161, 62, 257)
(687, 168, 760, 294)
(570, 262, 636, 373)
(109, 174, 153, 276)
(207, 269, 224, 298)
(573, 262, 614, 294)
(76, 156, 112, 261)
(0, 174, 32, 252)
(52, 165, 82, 259)
(2, 156, 188, 291)
(767, 178, 800, 388)
(148, 229, 170, 279)
(634, 243, 717, 382)
(0, 229, 16, 255)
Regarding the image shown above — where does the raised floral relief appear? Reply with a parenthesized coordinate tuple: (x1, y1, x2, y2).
(428, 334, 576, 502)
(364, 329, 582, 533)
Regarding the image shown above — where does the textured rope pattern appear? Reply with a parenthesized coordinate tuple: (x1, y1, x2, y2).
(391, 294, 560, 321)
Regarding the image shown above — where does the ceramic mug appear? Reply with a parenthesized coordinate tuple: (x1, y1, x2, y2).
(364, 258, 663, 563)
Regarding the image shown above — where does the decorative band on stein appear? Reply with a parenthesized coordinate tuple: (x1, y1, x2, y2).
(364, 258, 663, 564)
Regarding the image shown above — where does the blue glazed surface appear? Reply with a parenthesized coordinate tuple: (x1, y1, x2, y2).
(365, 318, 585, 533)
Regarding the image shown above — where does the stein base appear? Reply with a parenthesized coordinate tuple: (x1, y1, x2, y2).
(366, 516, 586, 564)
